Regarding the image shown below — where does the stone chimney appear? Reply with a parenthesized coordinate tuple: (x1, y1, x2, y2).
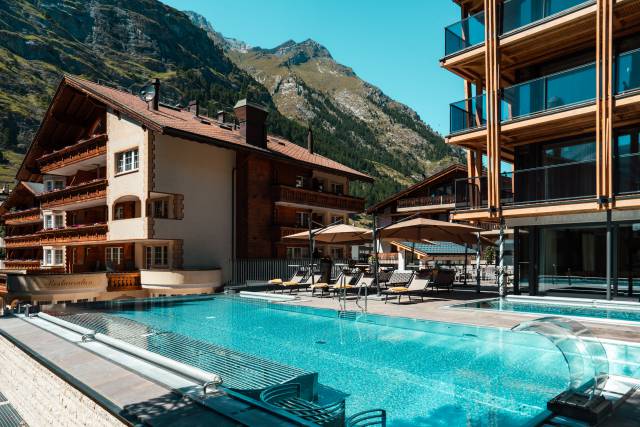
(152, 78, 160, 111)
(233, 99, 268, 148)
(188, 100, 199, 116)
(307, 127, 314, 154)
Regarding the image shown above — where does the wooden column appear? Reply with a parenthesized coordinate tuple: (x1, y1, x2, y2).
(484, 0, 502, 213)
(596, 0, 614, 203)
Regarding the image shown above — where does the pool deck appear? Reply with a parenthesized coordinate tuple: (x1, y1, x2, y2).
(282, 288, 640, 344)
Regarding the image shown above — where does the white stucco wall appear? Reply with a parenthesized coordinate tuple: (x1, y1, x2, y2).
(105, 111, 149, 239)
(152, 134, 235, 282)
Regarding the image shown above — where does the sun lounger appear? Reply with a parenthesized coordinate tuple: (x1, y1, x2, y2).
(260, 383, 345, 427)
(382, 271, 425, 304)
(329, 270, 363, 298)
(269, 269, 320, 294)
(428, 268, 455, 293)
(311, 272, 343, 297)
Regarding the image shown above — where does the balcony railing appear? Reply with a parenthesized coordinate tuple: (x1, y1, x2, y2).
(501, 62, 596, 121)
(2, 208, 41, 225)
(273, 185, 365, 212)
(38, 223, 108, 245)
(616, 48, 640, 95)
(39, 179, 107, 209)
(107, 272, 142, 292)
(616, 152, 640, 195)
(502, 0, 593, 35)
(444, 11, 485, 56)
(455, 176, 488, 210)
(397, 194, 456, 209)
(37, 134, 107, 173)
(450, 94, 486, 133)
(1, 260, 41, 270)
(501, 159, 596, 205)
(4, 234, 41, 248)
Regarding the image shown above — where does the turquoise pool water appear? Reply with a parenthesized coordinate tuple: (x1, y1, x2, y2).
(90, 296, 640, 426)
(454, 298, 640, 323)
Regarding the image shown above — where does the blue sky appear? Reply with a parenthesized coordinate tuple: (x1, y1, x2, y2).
(162, 0, 463, 135)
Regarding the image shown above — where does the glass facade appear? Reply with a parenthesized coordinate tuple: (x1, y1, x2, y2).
(615, 128, 640, 195)
(444, 12, 485, 56)
(616, 48, 640, 95)
(450, 94, 486, 133)
(502, 0, 590, 34)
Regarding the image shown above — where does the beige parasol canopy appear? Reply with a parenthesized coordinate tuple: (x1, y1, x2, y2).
(283, 224, 372, 244)
(378, 217, 482, 246)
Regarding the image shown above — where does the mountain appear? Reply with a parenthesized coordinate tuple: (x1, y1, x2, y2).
(189, 12, 462, 194)
(0, 0, 461, 205)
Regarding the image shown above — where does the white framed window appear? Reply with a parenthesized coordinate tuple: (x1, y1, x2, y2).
(44, 213, 64, 229)
(114, 205, 125, 220)
(43, 248, 64, 266)
(116, 149, 139, 174)
(45, 179, 65, 192)
(152, 200, 169, 218)
(295, 212, 309, 228)
(145, 245, 169, 269)
(106, 247, 123, 264)
(286, 247, 309, 259)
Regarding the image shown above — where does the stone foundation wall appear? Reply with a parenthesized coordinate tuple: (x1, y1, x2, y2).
(0, 335, 125, 427)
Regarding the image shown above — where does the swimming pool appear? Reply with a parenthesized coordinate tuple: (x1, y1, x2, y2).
(61, 296, 640, 426)
(452, 296, 640, 324)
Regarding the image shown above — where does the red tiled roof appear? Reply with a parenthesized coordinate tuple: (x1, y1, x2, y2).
(63, 75, 372, 181)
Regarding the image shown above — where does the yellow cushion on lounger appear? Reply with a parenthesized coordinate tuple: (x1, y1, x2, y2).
(282, 281, 299, 286)
(389, 286, 409, 292)
(268, 279, 283, 285)
(311, 283, 329, 289)
(333, 284, 353, 289)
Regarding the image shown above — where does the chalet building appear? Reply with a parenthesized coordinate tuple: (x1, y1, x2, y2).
(0, 75, 370, 306)
(366, 164, 477, 267)
(444, 0, 640, 298)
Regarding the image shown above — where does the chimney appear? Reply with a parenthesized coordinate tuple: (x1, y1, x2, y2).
(233, 99, 268, 148)
(307, 126, 314, 154)
(188, 100, 199, 116)
(152, 78, 160, 111)
(216, 110, 227, 123)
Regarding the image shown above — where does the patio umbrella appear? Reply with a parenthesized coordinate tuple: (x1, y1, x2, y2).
(378, 217, 481, 245)
(283, 224, 372, 244)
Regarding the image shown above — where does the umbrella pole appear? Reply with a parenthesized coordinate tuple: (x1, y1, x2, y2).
(308, 218, 315, 286)
(373, 214, 380, 297)
(498, 219, 505, 298)
(464, 244, 468, 286)
(476, 232, 481, 294)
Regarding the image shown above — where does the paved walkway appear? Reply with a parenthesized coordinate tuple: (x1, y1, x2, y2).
(284, 288, 640, 343)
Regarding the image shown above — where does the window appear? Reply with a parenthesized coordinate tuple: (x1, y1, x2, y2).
(43, 248, 64, 266)
(106, 247, 123, 264)
(114, 205, 125, 220)
(44, 213, 64, 229)
(286, 247, 309, 259)
(330, 247, 344, 260)
(330, 215, 344, 224)
(116, 149, 139, 174)
(295, 212, 310, 228)
(295, 175, 308, 188)
(145, 245, 168, 268)
(45, 179, 65, 192)
(331, 183, 344, 195)
(152, 200, 169, 218)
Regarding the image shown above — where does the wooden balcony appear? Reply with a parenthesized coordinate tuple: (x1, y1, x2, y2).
(38, 223, 108, 245)
(107, 272, 142, 292)
(37, 134, 107, 174)
(2, 208, 41, 225)
(1, 260, 41, 270)
(273, 185, 365, 212)
(397, 194, 456, 211)
(4, 234, 41, 248)
(39, 179, 107, 209)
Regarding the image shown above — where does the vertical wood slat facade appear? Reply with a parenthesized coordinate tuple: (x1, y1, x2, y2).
(596, 0, 614, 203)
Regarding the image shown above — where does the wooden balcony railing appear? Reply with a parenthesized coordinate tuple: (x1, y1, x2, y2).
(107, 272, 142, 292)
(397, 194, 456, 209)
(37, 134, 107, 173)
(2, 208, 41, 225)
(39, 179, 107, 209)
(273, 185, 365, 212)
(38, 223, 108, 245)
(1, 260, 42, 270)
(4, 234, 41, 248)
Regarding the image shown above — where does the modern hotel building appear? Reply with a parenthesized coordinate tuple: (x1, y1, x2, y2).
(444, 0, 640, 298)
(0, 76, 370, 306)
